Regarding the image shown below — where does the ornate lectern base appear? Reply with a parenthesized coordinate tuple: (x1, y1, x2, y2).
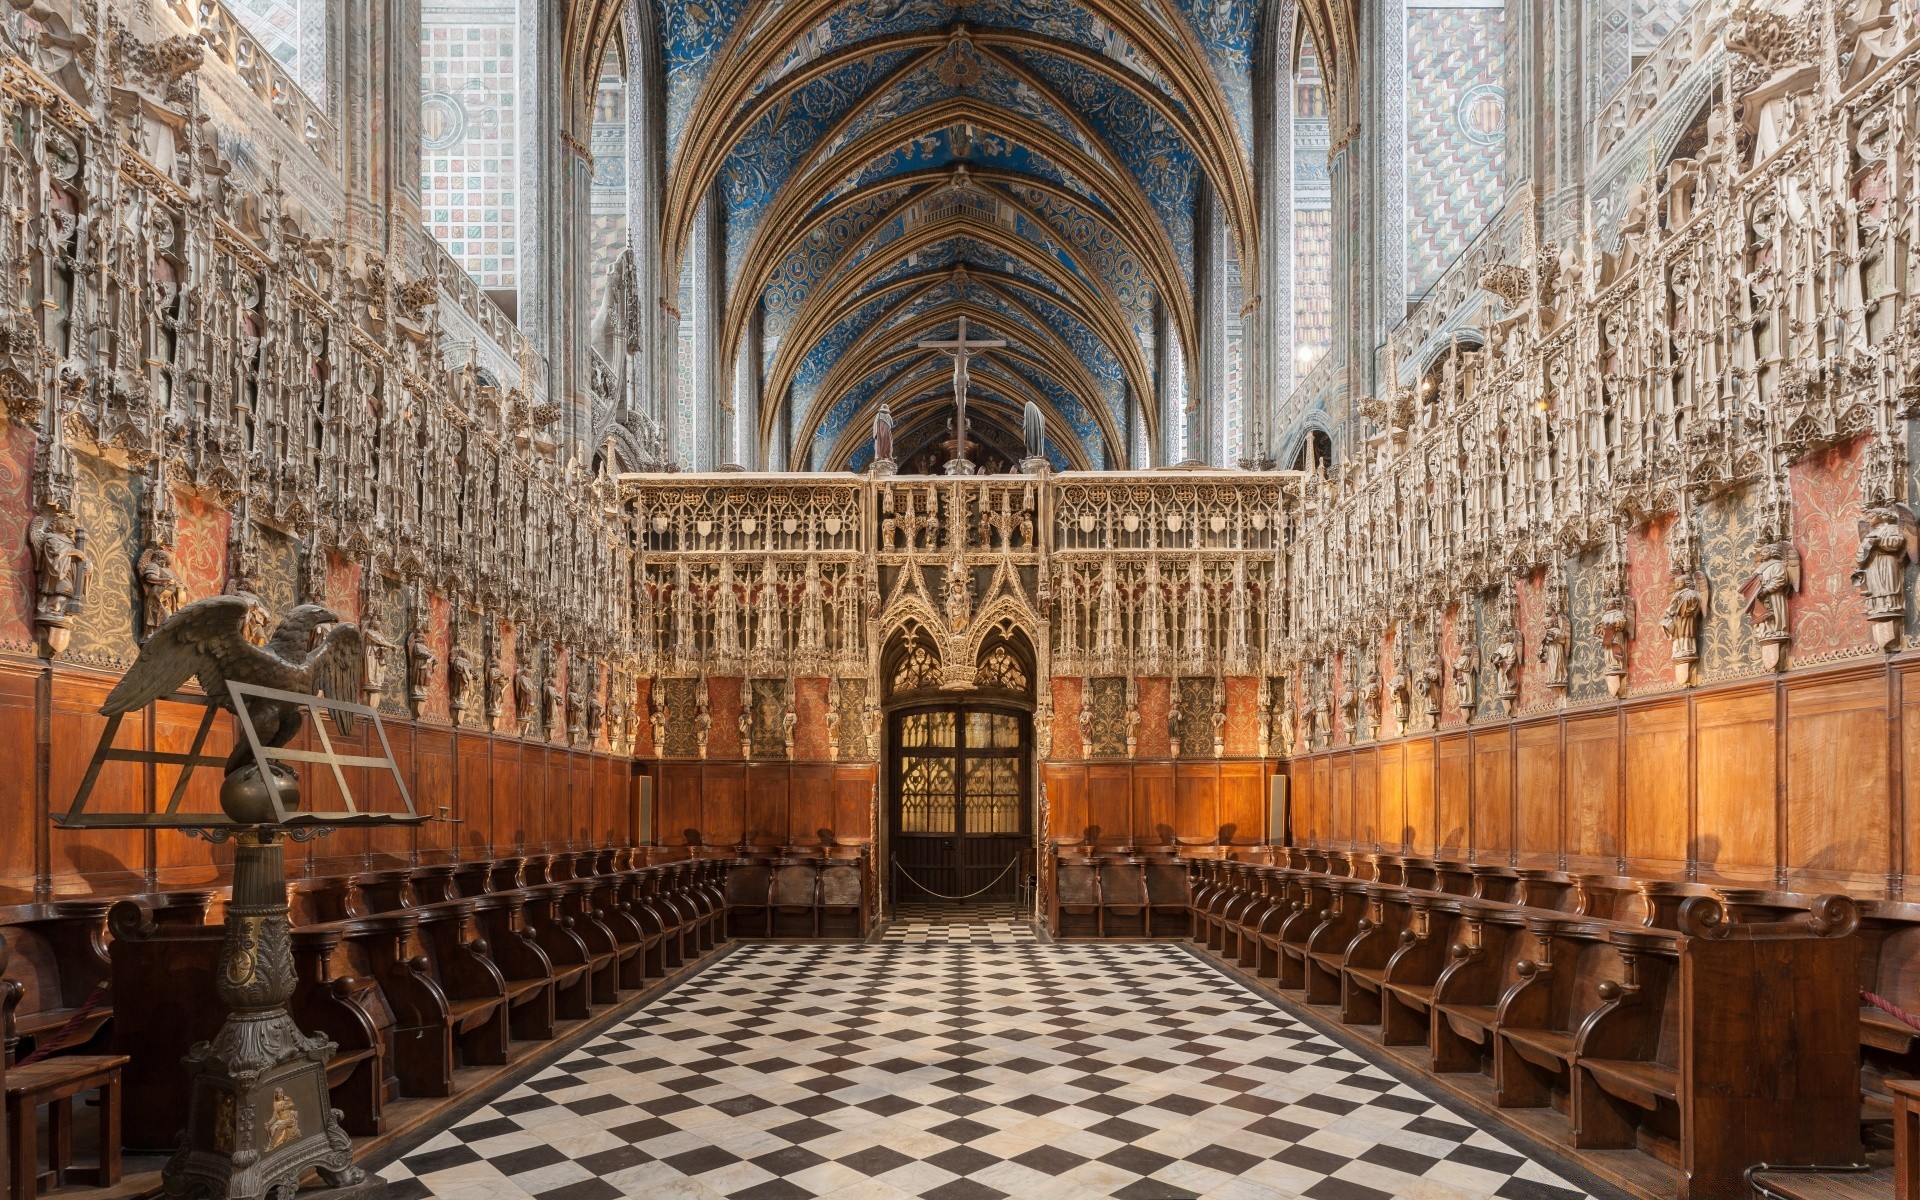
(162, 833, 364, 1200)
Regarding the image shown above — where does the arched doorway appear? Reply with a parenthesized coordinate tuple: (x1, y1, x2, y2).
(883, 625, 1035, 907)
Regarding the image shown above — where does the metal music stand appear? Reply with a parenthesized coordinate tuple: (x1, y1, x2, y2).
(51, 682, 425, 1199)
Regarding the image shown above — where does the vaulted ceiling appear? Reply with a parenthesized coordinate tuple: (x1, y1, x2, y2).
(644, 0, 1269, 471)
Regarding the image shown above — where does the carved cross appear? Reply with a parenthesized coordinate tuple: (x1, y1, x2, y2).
(917, 316, 1005, 474)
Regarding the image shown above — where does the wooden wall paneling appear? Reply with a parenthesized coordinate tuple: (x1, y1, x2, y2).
(150, 693, 234, 888)
(1175, 764, 1220, 841)
(1436, 734, 1470, 857)
(832, 765, 873, 842)
(1515, 720, 1562, 865)
(1310, 755, 1334, 846)
(1624, 700, 1690, 872)
(1404, 737, 1435, 854)
(452, 732, 492, 860)
(744, 756, 783, 840)
(1903, 662, 1920, 894)
(1284, 763, 1312, 845)
(490, 737, 521, 855)
(1349, 750, 1377, 852)
(47, 669, 147, 895)
(1330, 753, 1352, 848)
(568, 751, 594, 845)
(1375, 743, 1402, 852)
(1086, 763, 1132, 842)
(600, 756, 628, 847)
(791, 764, 839, 844)
(0, 663, 36, 901)
(1044, 764, 1087, 841)
(409, 728, 454, 867)
(1132, 762, 1175, 845)
(659, 762, 703, 845)
(1218, 761, 1266, 844)
(1694, 686, 1779, 878)
(703, 762, 748, 848)
(1786, 669, 1890, 888)
(1471, 727, 1513, 863)
(1563, 713, 1620, 867)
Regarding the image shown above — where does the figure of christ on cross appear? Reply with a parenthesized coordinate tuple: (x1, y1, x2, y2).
(917, 316, 1006, 476)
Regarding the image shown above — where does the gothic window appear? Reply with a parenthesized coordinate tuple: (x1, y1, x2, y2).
(975, 645, 1028, 693)
(227, 0, 328, 109)
(421, 1, 519, 292)
(1292, 30, 1331, 375)
(1405, 1, 1507, 298)
(890, 639, 941, 693)
(588, 38, 629, 298)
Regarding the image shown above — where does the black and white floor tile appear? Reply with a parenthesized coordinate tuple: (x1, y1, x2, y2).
(377, 941, 1597, 1200)
(882, 902, 1038, 944)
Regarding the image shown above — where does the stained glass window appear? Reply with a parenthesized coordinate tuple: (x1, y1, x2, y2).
(422, 2, 519, 289)
(1405, 1, 1507, 297)
(1292, 35, 1331, 372)
(588, 39, 629, 294)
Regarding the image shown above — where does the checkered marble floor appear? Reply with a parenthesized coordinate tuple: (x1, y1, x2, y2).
(882, 902, 1038, 944)
(376, 942, 1599, 1200)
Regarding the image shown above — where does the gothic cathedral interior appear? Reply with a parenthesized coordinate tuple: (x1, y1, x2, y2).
(0, 2, 1913, 1200)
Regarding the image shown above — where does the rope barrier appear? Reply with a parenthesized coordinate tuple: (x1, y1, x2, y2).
(1864, 989, 1920, 1031)
(18, 981, 110, 1067)
(892, 857, 1020, 901)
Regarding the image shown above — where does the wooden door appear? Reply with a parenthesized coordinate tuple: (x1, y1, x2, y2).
(890, 705, 1029, 903)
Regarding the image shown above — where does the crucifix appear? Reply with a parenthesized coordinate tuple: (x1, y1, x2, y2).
(917, 316, 1005, 475)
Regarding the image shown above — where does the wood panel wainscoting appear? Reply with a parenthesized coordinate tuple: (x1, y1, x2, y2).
(0, 657, 638, 903)
(1040, 758, 1280, 932)
(1285, 657, 1920, 896)
(645, 760, 877, 850)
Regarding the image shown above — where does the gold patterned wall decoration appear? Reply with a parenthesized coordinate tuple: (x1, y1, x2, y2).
(1086, 676, 1127, 757)
(662, 676, 701, 758)
(1698, 491, 1763, 683)
(256, 528, 299, 619)
(1175, 677, 1216, 756)
(375, 576, 409, 715)
(834, 676, 870, 761)
(749, 678, 788, 759)
(68, 455, 139, 669)
(1566, 556, 1608, 705)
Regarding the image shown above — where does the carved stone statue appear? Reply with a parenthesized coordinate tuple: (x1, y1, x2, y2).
(1854, 502, 1918, 650)
(650, 681, 668, 755)
(405, 624, 437, 713)
(1415, 652, 1442, 722)
(1489, 623, 1521, 701)
(544, 670, 567, 743)
(1452, 644, 1479, 715)
(1742, 538, 1801, 670)
(872, 401, 895, 471)
(28, 509, 89, 657)
(1359, 661, 1381, 740)
(780, 702, 797, 759)
(1539, 595, 1570, 694)
(485, 647, 508, 728)
(361, 609, 398, 706)
(1595, 593, 1634, 697)
(1387, 652, 1411, 732)
(137, 542, 190, 641)
(1022, 399, 1045, 468)
(447, 640, 475, 719)
(513, 663, 538, 736)
(1662, 571, 1707, 685)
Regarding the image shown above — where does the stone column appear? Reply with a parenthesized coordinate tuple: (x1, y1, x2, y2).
(688, 184, 728, 470)
(1193, 174, 1228, 465)
(731, 300, 763, 470)
(1254, 2, 1296, 466)
(339, 0, 422, 255)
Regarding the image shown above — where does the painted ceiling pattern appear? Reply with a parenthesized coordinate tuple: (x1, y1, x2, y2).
(653, 0, 1265, 471)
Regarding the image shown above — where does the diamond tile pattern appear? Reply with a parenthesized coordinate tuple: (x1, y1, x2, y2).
(883, 903, 1038, 944)
(376, 942, 1596, 1199)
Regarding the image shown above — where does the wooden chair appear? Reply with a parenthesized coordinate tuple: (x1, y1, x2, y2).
(1894, 1076, 1920, 1200)
(1, 934, 125, 1200)
(724, 861, 773, 938)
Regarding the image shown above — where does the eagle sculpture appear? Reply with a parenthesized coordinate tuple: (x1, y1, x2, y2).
(102, 597, 365, 774)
